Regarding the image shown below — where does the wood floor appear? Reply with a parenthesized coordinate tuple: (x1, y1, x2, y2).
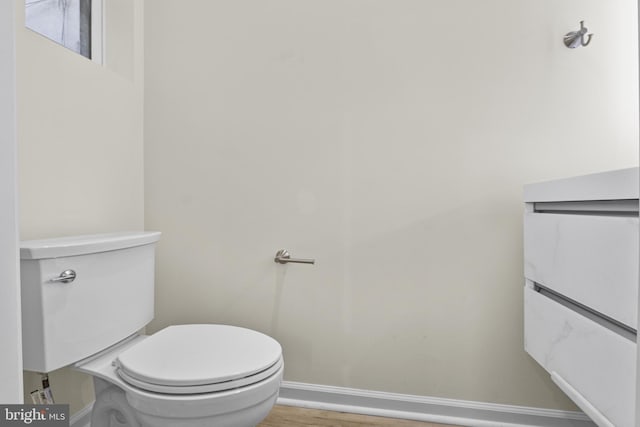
(258, 405, 460, 427)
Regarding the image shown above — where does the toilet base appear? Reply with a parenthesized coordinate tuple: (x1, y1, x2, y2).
(91, 385, 141, 427)
(134, 392, 278, 427)
(91, 382, 278, 427)
(91, 378, 279, 427)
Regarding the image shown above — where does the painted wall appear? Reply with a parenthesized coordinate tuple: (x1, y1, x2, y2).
(15, 0, 144, 414)
(0, 0, 23, 405)
(145, 0, 638, 410)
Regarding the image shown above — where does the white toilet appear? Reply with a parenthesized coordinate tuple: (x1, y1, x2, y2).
(20, 232, 283, 427)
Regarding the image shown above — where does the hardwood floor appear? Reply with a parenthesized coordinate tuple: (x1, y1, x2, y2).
(258, 405, 460, 427)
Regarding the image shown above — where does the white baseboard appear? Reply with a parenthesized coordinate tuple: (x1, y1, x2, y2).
(72, 381, 596, 427)
(277, 381, 597, 427)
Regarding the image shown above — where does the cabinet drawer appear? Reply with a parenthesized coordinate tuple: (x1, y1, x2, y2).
(524, 212, 638, 329)
(524, 286, 635, 427)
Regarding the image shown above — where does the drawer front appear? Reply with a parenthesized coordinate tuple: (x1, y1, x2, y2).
(524, 212, 638, 329)
(524, 286, 635, 427)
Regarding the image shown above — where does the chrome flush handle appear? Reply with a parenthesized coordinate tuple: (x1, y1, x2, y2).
(50, 269, 76, 283)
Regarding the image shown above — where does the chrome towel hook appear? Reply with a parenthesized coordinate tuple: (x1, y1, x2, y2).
(564, 21, 593, 48)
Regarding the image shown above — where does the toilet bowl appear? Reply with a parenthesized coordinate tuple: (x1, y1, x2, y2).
(19, 232, 283, 427)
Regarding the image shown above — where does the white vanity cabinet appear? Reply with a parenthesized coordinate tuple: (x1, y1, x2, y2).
(523, 167, 639, 427)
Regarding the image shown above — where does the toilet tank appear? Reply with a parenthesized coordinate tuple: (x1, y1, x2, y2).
(20, 232, 161, 372)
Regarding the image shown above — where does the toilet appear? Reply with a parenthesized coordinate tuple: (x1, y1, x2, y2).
(19, 232, 283, 427)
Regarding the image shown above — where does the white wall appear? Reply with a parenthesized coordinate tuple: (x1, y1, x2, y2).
(16, 0, 145, 414)
(0, 0, 23, 405)
(145, 0, 638, 410)
(17, 1, 144, 239)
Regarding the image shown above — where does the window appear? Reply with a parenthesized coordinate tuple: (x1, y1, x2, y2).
(25, 0, 102, 63)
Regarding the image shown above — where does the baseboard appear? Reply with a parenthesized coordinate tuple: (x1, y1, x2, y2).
(70, 403, 93, 427)
(277, 381, 596, 427)
(71, 381, 596, 427)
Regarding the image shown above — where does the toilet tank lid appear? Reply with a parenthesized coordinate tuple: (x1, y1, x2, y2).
(20, 231, 161, 260)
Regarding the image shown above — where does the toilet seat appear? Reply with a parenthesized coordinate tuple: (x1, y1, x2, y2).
(114, 324, 283, 395)
(117, 356, 283, 394)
